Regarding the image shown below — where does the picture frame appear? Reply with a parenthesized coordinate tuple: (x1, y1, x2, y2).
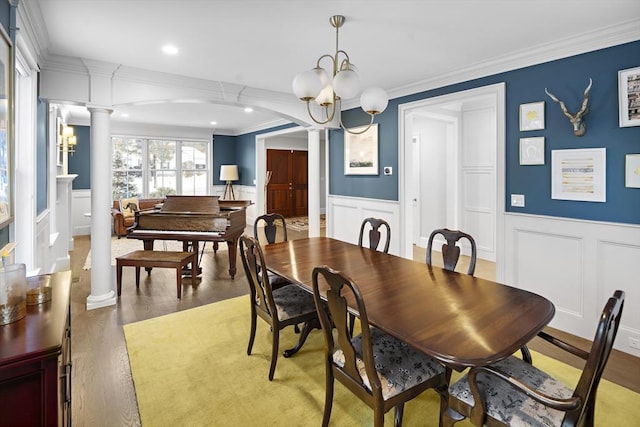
(344, 123, 378, 175)
(519, 137, 545, 165)
(618, 66, 640, 127)
(519, 101, 545, 131)
(625, 154, 640, 188)
(0, 28, 13, 229)
(551, 148, 606, 202)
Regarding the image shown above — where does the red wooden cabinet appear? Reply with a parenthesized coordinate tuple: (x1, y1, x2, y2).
(0, 271, 72, 426)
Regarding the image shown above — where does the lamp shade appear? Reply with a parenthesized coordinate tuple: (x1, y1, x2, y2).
(220, 165, 239, 181)
(292, 69, 322, 101)
(332, 68, 361, 99)
(315, 84, 335, 106)
(62, 125, 74, 138)
(360, 87, 389, 115)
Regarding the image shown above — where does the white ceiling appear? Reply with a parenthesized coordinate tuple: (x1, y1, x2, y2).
(31, 0, 640, 134)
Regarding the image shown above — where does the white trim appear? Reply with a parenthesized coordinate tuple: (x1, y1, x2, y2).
(398, 83, 506, 281)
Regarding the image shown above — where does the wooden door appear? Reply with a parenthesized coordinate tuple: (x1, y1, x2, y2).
(266, 149, 308, 217)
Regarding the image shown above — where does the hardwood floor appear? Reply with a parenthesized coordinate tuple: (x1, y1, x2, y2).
(68, 229, 639, 426)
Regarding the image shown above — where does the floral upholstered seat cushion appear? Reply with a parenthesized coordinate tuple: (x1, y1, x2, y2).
(333, 327, 446, 400)
(449, 355, 573, 426)
(271, 284, 317, 321)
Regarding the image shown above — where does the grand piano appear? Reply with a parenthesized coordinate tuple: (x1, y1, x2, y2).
(127, 195, 250, 278)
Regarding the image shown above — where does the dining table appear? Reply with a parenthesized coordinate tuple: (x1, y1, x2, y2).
(261, 237, 555, 370)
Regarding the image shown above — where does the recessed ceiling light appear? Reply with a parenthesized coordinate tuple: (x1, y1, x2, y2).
(210, 121, 217, 125)
(162, 44, 179, 55)
(120, 113, 129, 118)
(244, 107, 253, 113)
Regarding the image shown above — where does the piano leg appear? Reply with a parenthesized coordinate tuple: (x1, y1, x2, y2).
(226, 238, 238, 279)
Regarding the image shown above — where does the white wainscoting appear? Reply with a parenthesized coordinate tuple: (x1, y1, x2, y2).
(504, 213, 640, 357)
(72, 189, 92, 236)
(327, 195, 401, 255)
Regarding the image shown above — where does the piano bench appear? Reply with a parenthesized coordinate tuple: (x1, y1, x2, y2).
(116, 250, 196, 299)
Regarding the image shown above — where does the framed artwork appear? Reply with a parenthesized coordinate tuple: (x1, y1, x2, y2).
(626, 154, 640, 188)
(519, 101, 545, 131)
(344, 123, 378, 175)
(0, 28, 13, 228)
(618, 66, 640, 127)
(519, 137, 545, 165)
(551, 148, 606, 202)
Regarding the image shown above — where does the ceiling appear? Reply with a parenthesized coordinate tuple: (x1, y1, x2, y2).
(30, 0, 640, 135)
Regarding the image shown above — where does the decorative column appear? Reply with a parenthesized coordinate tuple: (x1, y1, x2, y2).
(86, 106, 116, 310)
(307, 129, 321, 237)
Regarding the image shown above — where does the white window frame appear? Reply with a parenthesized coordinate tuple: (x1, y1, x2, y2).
(112, 135, 210, 199)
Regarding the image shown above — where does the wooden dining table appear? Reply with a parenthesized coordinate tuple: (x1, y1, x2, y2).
(262, 237, 555, 370)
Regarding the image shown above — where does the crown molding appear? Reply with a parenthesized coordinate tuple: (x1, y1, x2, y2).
(385, 18, 640, 102)
(16, 0, 47, 64)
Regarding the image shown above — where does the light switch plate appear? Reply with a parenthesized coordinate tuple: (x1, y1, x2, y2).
(511, 194, 525, 207)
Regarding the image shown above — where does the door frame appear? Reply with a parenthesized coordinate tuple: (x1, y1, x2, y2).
(255, 126, 325, 231)
(398, 83, 506, 282)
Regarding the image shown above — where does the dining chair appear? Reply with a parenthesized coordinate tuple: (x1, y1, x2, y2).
(239, 235, 319, 381)
(254, 213, 291, 288)
(254, 213, 288, 244)
(426, 228, 477, 275)
(442, 290, 625, 427)
(358, 217, 391, 253)
(312, 265, 449, 427)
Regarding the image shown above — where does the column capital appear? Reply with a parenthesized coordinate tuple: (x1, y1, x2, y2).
(87, 105, 114, 115)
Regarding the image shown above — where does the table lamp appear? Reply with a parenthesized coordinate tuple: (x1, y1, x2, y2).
(220, 165, 239, 200)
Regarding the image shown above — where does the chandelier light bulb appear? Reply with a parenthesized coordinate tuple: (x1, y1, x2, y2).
(293, 69, 322, 101)
(333, 68, 361, 99)
(315, 85, 335, 106)
(360, 87, 389, 115)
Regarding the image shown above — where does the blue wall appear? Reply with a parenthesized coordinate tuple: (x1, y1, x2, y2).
(316, 40, 640, 225)
(68, 125, 91, 189)
(232, 123, 297, 186)
(212, 134, 236, 185)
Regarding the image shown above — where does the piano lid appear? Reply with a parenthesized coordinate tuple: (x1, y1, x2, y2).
(160, 195, 220, 214)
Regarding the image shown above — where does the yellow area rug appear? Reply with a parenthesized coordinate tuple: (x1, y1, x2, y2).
(123, 296, 640, 426)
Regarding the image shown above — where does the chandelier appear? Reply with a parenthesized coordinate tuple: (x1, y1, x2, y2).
(292, 15, 388, 135)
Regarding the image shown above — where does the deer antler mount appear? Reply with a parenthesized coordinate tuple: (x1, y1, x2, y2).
(544, 78, 592, 137)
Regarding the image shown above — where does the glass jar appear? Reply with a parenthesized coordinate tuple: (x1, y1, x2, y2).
(0, 263, 27, 326)
(26, 274, 52, 305)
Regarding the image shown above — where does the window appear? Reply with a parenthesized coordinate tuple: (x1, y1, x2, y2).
(112, 136, 210, 200)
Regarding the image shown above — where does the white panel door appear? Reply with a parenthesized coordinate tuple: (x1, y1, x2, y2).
(461, 106, 496, 261)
